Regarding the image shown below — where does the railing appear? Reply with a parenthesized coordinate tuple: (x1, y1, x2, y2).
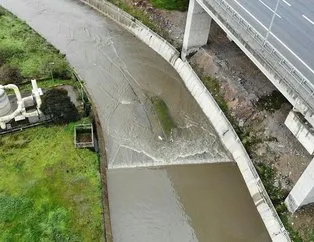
(199, 0, 314, 113)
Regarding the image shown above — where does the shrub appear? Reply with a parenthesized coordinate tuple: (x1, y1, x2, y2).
(40, 88, 79, 124)
(256, 90, 288, 112)
(0, 8, 6, 17)
(0, 64, 23, 85)
(0, 44, 23, 63)
(40, 58, 72, 80)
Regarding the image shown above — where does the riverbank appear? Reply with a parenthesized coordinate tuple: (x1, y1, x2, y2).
(88, 0, 314, 240)
(0, 0, 293, 240)
(76, 0, 289, 240)
(0, 8, 106, 240)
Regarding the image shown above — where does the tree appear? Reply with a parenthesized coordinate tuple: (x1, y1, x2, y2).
(40, 88, 79, 124)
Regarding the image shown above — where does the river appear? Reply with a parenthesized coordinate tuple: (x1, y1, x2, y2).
(1, 0, 270, 241)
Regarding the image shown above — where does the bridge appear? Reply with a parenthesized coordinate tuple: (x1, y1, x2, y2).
(182, 0, 314, 213)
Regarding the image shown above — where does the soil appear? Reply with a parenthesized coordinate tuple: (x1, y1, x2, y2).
(117, 0, 314, 239)
(77, 133, 92, 143)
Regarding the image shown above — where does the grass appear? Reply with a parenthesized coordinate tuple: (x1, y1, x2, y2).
(108, 0, 173, 43)
(0, 8, 103, 240)
(255, 163, 302, 242)
(201, 75, 244, 137)
(151, 96, 176, 137)
(149, 0, 189, 11)
(18, 79, 75, 92)
(0, 122, 103, 241)
(0, 7, 71, 80)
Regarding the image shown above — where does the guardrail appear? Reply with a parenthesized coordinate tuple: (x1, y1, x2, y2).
(200, 0, 314, 114)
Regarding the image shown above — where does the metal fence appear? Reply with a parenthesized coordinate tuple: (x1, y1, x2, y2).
(199, 0, 314, 113)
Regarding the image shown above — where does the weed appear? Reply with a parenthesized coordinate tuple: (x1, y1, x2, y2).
(151, 96, 176, 137)
(149, 0, 189, 11)
(256, 90, 288, 112)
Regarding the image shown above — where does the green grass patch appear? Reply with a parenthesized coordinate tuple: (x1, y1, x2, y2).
(0, 7, 71, 80)
(201, 75, 244, 137)
(255, 163, 302, 242)
(151, 96, 176, 137)
(0, 123, 103, 240)
(149, 0, 189, 11)
(18, 79, 75, 92)
(107, 0, 173, 42)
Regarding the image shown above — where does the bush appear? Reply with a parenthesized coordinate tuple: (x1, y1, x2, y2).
(0, 44, 23, 63)
(40, 88, 79, 124)
(39, 58, 72, 80)
(0, 64, 23, 85)
(0, 8, 6, 17)
(256, 90, 288, 112)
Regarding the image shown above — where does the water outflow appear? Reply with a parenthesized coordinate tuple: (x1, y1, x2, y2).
(1, 0, 231, 168)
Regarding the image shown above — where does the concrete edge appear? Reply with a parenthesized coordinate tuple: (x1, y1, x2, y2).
(73, 71, 113, 242)
(78, 0, 290, 240)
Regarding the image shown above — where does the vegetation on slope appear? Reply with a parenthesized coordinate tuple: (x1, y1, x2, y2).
(0, 7, 71, 84)
(149, 0, 189, 11)
(0, 7, 103, 240)
(0, 124, 103, 241)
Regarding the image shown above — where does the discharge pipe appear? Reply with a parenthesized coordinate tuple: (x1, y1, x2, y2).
(0, 80, 42, 129)
(0, 84, 24, 129)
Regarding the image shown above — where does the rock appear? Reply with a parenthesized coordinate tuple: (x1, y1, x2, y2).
(239, 119, 244, 127)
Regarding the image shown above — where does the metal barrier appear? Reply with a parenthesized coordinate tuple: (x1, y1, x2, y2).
(200, 0, 314, 113)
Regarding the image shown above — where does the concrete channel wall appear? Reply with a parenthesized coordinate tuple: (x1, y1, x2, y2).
(79, 0, 290, 240)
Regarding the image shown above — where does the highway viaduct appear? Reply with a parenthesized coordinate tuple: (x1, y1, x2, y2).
(182, 0, 314, 213)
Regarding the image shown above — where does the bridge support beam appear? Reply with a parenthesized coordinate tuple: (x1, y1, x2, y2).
(182, 0, 212, 60)
(285, 158, 314, 212)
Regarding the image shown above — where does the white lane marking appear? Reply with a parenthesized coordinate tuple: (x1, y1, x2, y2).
(232, 0, 314, 75)
(258, 0, 282, 18)
(302, 15, 314, 25)
(282, 0, 291, 7)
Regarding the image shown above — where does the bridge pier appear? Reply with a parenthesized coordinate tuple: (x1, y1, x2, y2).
(285, 158, 314, 212)
(182, 0, 212, 60)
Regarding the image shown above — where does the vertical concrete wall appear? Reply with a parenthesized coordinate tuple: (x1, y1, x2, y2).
(285, 158, 314, 213)
(285, 110, 314, 154)
(182, 0, 212, 59)
(78, 0, 290, 240)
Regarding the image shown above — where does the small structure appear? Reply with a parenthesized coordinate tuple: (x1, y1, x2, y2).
(0, 80, 43, 129)
(74, 124, 94, 148)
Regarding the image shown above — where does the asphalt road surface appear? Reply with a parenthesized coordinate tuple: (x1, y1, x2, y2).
(222, 0, 314, 84)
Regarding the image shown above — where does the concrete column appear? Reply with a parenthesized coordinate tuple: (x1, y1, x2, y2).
(285, 110, 314, 155)
(182, 0, 212, 60)
(285, 158, 314, 212)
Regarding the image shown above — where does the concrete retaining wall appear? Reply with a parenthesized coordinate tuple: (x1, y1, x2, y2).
(285, 110, 314, 154)
(79, 0, 290, 240)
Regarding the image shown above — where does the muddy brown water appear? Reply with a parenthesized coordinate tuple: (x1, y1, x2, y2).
(108, 163, 271, 242)
(1, 0, 270, 241)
